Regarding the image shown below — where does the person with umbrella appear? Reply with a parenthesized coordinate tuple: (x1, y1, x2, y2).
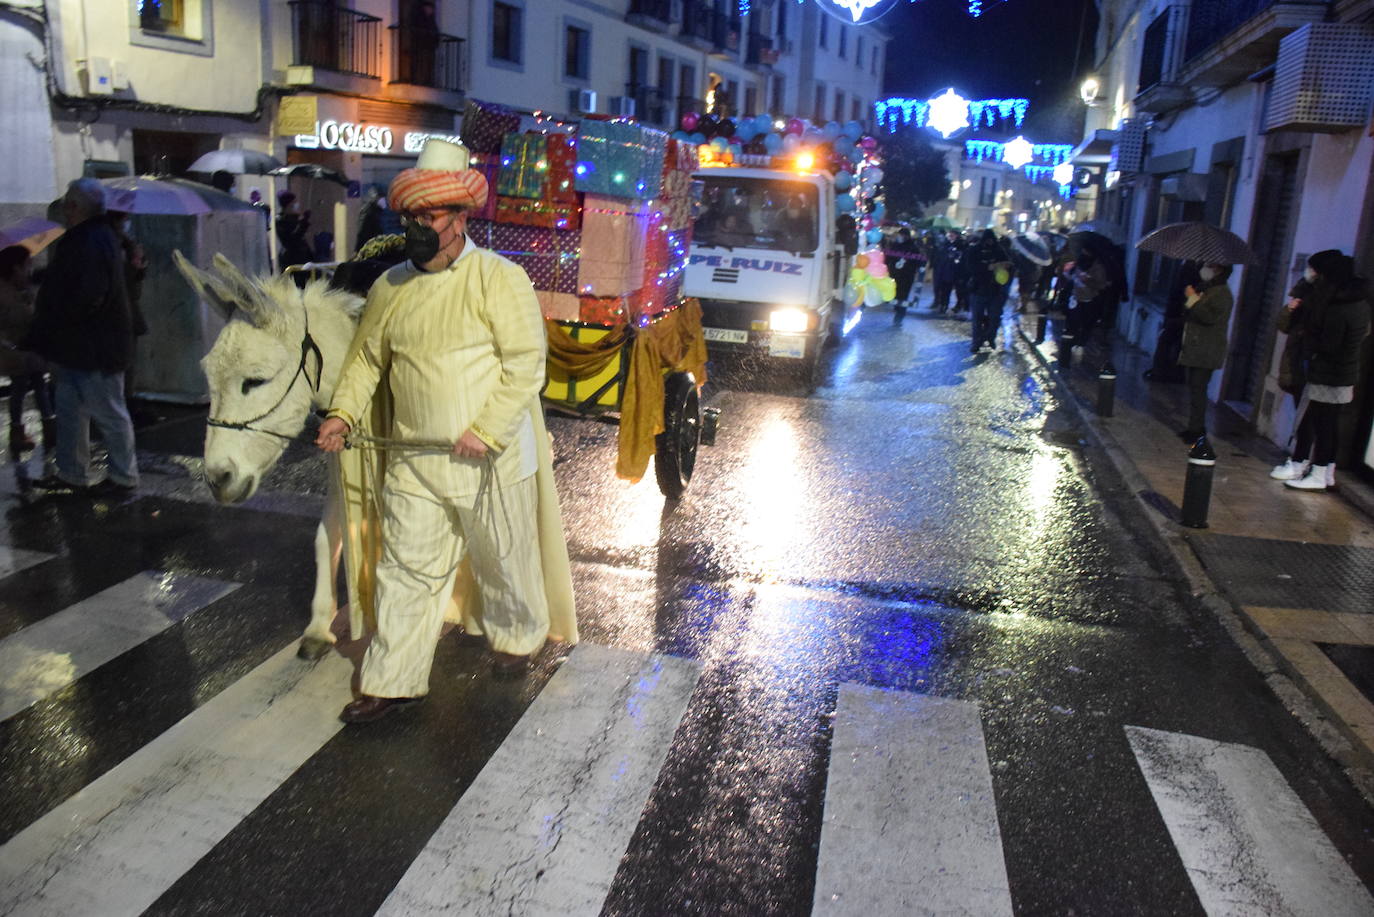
(275, 190, 313, 269)
(1177, 263, 1234, 444)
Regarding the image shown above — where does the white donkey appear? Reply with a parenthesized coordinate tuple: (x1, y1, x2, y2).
(173, 252, 364, 660)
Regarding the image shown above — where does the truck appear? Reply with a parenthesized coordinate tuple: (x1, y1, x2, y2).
(683, 164, 859, 381)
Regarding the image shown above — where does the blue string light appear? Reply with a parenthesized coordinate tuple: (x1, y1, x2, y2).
(876, 95, 1030, 134)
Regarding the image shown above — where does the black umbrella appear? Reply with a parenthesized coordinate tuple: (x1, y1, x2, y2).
(267, 163, 349, 186)
(1137, 221, 1257, 265)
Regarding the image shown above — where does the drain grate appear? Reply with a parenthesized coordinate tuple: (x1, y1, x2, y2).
(1188, 534, 1374, 614)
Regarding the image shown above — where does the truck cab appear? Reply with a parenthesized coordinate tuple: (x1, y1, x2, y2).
(684, 166, 856, 373)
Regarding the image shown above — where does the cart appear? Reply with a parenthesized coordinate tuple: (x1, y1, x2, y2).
(542, 298, 716, 500)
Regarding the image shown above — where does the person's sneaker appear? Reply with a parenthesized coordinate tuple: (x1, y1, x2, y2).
(30, 474, 88, 493)
(1285, 465, 1330, 491)
(1270, 459, 1307, 480)
(1326, 464, 1337, 489)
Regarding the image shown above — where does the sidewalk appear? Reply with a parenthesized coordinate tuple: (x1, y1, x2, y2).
(1014, 311, 1374, 786)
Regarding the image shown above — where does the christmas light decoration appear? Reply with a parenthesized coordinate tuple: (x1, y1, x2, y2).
(876, 93, 1029, 134)
(963, 140, 1077, 183)
(1052, 162, 1074, 185)
(927, 89, 973, 138)
(1002, 136, 1034, 170)
(805, 0, 1004, 23)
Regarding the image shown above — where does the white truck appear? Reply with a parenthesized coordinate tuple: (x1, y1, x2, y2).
(683, 165, 858, 379)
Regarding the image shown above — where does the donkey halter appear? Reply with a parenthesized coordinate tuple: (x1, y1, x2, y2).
(205, 306, 324, 444)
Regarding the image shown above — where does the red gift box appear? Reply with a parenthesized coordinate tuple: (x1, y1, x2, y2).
(461, 98, 520, 155)
(578, 294, 630, 326)
(490, 223, 580, 295)
(495, 195, 582, 231)
(545, 134, 579, 205)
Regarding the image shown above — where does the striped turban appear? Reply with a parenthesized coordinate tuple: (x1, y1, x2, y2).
(387, 167, 489, 214)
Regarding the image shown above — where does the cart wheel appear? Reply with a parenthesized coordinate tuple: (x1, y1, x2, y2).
(655, 372, 701, 500)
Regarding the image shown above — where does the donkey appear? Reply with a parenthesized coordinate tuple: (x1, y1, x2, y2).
(173, 252, 364, 660)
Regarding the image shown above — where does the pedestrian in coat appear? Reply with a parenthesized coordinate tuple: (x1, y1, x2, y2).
(1176, 262, 1234, 444)
(1273, 250, 1371, 491)
(931, 230, 962, 313)
(315, 140, 577, 724)
(26, 178, 139, 493)
(965, 229, 1013, 353)
(882, 227, 922, 312)
(276, 191, 313, 269)
(0, 245, 53, 461)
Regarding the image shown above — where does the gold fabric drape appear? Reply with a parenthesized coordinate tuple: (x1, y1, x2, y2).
(544, 298, 708, 483)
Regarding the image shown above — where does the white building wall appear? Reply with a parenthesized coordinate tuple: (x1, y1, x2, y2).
(0, 15, 59, 220)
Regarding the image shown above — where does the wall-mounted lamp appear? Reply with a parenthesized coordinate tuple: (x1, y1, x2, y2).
(1080, 77, 1101, 106)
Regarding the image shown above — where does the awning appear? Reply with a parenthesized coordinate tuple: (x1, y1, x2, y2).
(1071, 129, 1119, 166)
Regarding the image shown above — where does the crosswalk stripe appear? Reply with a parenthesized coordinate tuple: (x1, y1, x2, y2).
(812, 684, 1014, 916)
(0, 571, 239, 721)
(1127, 725, 1374, 916)
(0, 545, 56, 580)
(376, 642, 702, 917)
(0, 642, 353, 917)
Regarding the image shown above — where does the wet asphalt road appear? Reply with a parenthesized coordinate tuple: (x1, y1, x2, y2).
(2, 301, 1373, 915)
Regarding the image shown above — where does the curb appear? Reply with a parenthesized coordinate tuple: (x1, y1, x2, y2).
(1014, 323, 1374, 804)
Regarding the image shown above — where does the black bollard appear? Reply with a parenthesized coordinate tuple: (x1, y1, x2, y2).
(1059, 333, 1075, 369)
(1033, 312, 1047, 344)
(1096, 362, 1117, 417)
(1180, 436, 1217, 529)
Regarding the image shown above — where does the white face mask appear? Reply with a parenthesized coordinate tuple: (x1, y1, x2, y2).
(1199, 266, 1218, 282)
(1304, 267, 1318, 283)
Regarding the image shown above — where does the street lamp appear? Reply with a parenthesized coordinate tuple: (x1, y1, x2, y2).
(1080, 77, 1101, 107)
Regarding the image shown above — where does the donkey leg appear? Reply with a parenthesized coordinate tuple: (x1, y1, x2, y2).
(298, 499, 342, 660)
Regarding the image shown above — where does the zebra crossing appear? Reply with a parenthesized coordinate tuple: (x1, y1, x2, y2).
(0, 551, 1372, 914)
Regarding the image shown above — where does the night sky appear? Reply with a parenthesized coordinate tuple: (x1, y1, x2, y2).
(878, 0, 1100, 142)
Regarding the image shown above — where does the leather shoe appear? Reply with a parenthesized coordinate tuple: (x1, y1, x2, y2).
(339, 694, 421, 724)
(491, 651, 530, 679)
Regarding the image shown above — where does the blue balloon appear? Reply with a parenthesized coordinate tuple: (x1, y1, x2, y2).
(710, 136, 729, 153)
(672, 131, 690, 142)
(804, 126, 823, 142)
(764, 132, 783, 153)
(833, 136, 854, 155)
(824, 121, 842, 140)
(782, 133, 801, 152)
(836, 194, 856, 213)
(866, 228, 883, 243)
(850, 148, 865, 164)
(834, 171, 853, 191)
(844, 120, 864, 141)
(690, 132, 706, 145)
(760, 112, 775, 129)
(873, 201, 886, 219)
(728, 143, 743, 158)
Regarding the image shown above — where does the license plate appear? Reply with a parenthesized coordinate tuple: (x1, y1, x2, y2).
(768, 333, 807, 359)
(703, 327, 749, 344)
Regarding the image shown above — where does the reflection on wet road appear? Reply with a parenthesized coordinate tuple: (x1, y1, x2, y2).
(1, 306, 1372, 916)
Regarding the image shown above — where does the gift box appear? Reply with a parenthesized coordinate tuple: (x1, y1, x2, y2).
(638, 215, 686, 320)
(466, 158, 501, 221)
(466, 218, 497, 249)
(545, 134, 579, 205)
(575, 120, 667, 200)
(536, 290, 579, 322)
(577, 194, 648, 297)
(490, 223, 581, 295)
(578, 294, 631, 326)
(461, 98, 520, 155)
(496, 132, 548, 200)
(494, 195, 581, 231)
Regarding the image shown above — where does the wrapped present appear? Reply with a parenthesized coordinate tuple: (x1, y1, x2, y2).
(579, 294, 630, 326)
(575, 120, 667, 200)
(461, 98, 520, 154)
(490, 222, 581, 295)
(545, 134, 579, 205)
(466, 158, 501, 221)
(496, 132, 548, 200)
(466, 218, 497, 249)
(494, 195, 581, 231)
(659, 189, 692, 232)
(638, 214, 686, 320)
(536, 290, 579, 322)
(577, 194, 648, 297)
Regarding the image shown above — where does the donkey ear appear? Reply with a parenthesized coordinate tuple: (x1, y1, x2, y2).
(172, 249, 240, 321)
(210, 253, 283, 327)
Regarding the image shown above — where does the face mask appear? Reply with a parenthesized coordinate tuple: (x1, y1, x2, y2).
(405, 220, 441, 265)
(1199, 266, 1217, 282)
(1304, 267, 1318, 283)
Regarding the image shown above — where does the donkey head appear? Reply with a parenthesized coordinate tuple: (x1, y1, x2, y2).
(174, 251, 323, 505)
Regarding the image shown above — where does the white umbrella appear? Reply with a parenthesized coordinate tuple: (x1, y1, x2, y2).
(101, 176, 212, 215)
(0, 217, 64, 255)
(188, 149, 284, 175)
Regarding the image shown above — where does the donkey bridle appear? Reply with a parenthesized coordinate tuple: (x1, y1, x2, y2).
(205, 308, 324, 444)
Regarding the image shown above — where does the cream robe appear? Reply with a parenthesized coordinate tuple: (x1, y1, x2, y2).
(329, 240, 577, 650)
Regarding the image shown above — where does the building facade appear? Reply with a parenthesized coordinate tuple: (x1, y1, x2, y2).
(1072, 0, 1374, 478)
(0, 0, 890, 254)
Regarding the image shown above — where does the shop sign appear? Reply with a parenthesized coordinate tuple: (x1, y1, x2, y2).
(295, 120, 395, 154)
(278, 96, 319, 136)
(403, 131, 462, 154)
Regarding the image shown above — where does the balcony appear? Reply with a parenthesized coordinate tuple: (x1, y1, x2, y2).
(681, 3, 714, 50)
(710, 11, 741, 57)
(288, 1, 382, 80)
(389, 25, 463, 93)
(746, 32, 779, 68)
(1180, 0, 1328, 88)
(627, 0, 675, 33)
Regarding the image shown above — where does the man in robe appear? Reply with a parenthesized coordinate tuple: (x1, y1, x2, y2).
(315, 139, 576, 724)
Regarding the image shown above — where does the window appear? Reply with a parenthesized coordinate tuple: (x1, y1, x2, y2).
(745, 86, 757, 117)
(872, 46, 879, 75)
(564, 24, 589, 80)
(492, 1, 522, 64)
(139, 0, 184, 34)
(838, 25, 847, 59)
(657, 55, 675, 100)
(629, 45, 649, 89)
(776, 0, 787, 38)
(851, 98, 862, 123)
(833, 89, 845, 122)
(978, 176, 997, 208)
(856, 35, 863, 68)
(814, 84, 825, 121)
(680, 63, 696, 107)
(772, 74, 786, 114)
(819, 15, 828, 48)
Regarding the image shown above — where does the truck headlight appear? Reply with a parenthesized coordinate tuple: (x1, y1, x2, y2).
(769, 308, 811, 334)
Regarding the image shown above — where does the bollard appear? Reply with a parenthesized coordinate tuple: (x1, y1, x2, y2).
(1059, 332, 1076, 369)
(1180, 436, 1217, 529)
(700, 407, 721, 446)
(1096, 362, 1117, 417)
(1034, 312, 1048, 344)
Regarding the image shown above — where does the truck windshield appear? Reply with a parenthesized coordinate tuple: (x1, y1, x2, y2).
(693, 177, 820, 253)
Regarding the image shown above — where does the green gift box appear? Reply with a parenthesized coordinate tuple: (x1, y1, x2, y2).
(496, 133, 548, 200)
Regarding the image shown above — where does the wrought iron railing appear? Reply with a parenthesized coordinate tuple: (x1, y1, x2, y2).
(390, 25, 463, 92)
(746, 31, 775, 67)
(681, 3, 713, 43)
(1182, 0, 1324, 63)
(627, 84, 669, 125)
(628, 0, 675, 24)
(710, 10, 741, 53)
(289, 1, 382, 79)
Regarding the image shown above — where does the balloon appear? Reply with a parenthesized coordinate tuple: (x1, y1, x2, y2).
(710, 136, 729, 153)
(864, 284, 886, 308)
(866, 166, 885, 184)
(728, 143, 743, 158)
(681, 112, 699, 132)
(764, 132, 782, 153)
(786, 117, 804, 134)
(782, 133, 801, 152)
(867, 260, 888, 278)
(866, 228, 883, 244)
(850, 148, 865, 164)
(718, 119, 736, 138)
(835, 194, 855, 212)
(672, 131, 690, 142)
(860, 136, 879, 150)
(844, 283, 862, 308)
(760, 112, 774, 129)
(834, 171, 853, 191)
(844, 120, 864, 141)
(833, 136, 854, 155)
(804, 126, 822, 142)
(690, 132, 706, 145)
(849, 267, 868, 286)
(823, 121, 841, 140)
(855, 253, 870, 269)
(872, 201, 886, 219)
(875, 276, 897, 299)
(698, 114, 718, 136)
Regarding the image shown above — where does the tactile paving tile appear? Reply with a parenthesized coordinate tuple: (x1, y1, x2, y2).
(1187, 534, 1374, 615)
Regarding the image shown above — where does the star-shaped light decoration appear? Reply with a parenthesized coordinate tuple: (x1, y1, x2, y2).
(830, 0, 886, 22)
(1052, 162, 1074, 186)
(1002, 136, 1034, 170)
(926, 89, 971, 138)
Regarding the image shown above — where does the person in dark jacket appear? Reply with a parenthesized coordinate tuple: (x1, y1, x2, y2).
(1278, 250, 1371, 491)
(883, 227, 923, 315)
(26, 178, 139, 493)
(931, 230, 963, 313)
(1176, 262, 1234, 443)
(965, 229, 1013, 353)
